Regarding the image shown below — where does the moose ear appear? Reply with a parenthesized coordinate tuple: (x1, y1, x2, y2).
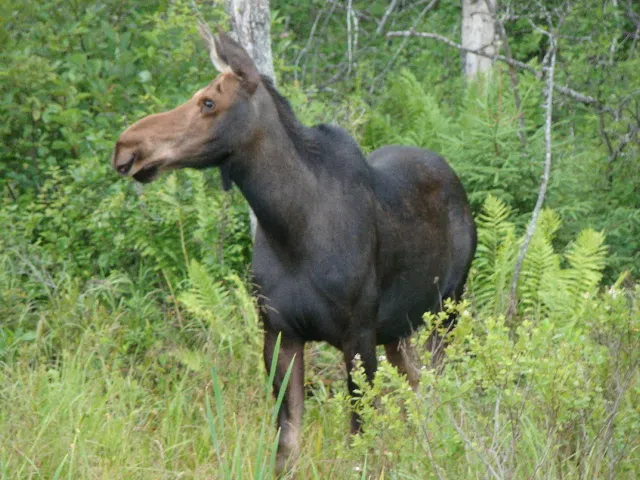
(215, 32, 261, 95)
(198, 21, 230, 72)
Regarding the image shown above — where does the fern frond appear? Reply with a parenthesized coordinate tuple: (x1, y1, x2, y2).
(179, 261, 261, 358)
(469, 195, 517, 315)
(563, 229, 608, 303)
(470, 196, 609, 323)
(518, 224, 561, 318)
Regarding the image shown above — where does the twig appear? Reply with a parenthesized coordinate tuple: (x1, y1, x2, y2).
(371, 0, 438, 94)
(309, 0, 340, 85)
(507, 30, 557, 320)
(189, 0, 207, 27)
(631, 25, 640, 56)
(387, 30, 540, 75)
(599, 109, 616, 158)
(162, 269, 184, 328)
(318, 60, 350, 90)
(5, 181, 17, 202)
(423, 417, 447, 480)
(294, 3, 327, 83)
(484, 0, 527, 148)
(376, 0, 399, 36)
(346, 0, 355, 77)
(352, 6, 358, 69)
(346, 0, 352, 76)
(447, 405, 504, 480)
(323, 0, 374, 21)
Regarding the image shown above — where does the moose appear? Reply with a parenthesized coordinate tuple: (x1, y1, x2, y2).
(112, 23, 476, 473)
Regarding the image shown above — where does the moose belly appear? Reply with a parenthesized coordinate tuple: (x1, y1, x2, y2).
(257, 277, 357, 348)
(375, 274, 448, 345)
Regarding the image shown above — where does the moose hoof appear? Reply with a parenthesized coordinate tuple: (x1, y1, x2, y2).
(275, 443, 299, 477)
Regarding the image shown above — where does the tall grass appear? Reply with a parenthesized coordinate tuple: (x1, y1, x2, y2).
(1, 251, 637, 479)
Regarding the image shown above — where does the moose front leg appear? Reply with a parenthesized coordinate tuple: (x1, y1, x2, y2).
(343, 329, 377, 434)
(263, 329, 305, 475)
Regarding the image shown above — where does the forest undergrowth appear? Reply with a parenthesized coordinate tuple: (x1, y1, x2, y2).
(1, 1, 638, 478)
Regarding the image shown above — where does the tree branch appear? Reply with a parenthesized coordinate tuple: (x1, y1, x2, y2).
(447, 405, 503, 480)
(376, 0, 399, 36)
(294, 2, 327, 83)
(483, 0, 527, 147)
(387, 30, 539, 74)
(386, 30, 613, 113)
(507, 32, 557, 320)
(370, 0, 438, 94)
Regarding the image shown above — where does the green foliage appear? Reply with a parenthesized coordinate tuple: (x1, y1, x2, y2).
(1, 0, 208, 188)
(1, 0, 638, 478)
(342, 292, 638, 479)
(361, 65, 638, 280)
(272, 0, 462, 93)
(362, 69, 455, 154)
(3, 203, 638, 478)
(469, 195, 608, 320)
(0, 264, 271, 479)
(205, 346, 290, 480)
(362, 69, 546, 213)
(179, 262, 261, 357)
(468, 195, 518, 314)
(1, 0, 251, 287)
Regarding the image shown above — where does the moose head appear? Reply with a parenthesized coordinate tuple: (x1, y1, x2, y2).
(112, 24, 265, 184)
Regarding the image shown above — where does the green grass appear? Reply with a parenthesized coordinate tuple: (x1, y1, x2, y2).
(1, 274, 637, 479)
(0, 276, 355, 479)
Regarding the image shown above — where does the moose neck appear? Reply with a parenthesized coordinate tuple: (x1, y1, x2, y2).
(227, 85, 319, 248)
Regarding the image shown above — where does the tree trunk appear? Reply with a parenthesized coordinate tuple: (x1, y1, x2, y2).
(461, 0, 496, 78)
(224, 0, 275, 81)
(224, 0, 275, 238)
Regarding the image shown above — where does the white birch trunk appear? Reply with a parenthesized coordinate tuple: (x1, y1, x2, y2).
(461, 0, 496, 78)
(224, 0, 275, 238)
(224, 0, 275, 82)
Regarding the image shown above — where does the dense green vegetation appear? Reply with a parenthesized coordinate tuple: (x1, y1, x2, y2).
(1, 0, 638, 478)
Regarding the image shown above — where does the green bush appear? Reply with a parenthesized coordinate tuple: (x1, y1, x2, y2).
(1, 0, 250, 287)
(342, 287, 638, 479)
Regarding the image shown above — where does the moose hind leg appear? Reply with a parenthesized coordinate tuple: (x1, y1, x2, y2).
(384, 338, 419, 390)
(263, 329, 305, 475)
(343, 329, 377, 434)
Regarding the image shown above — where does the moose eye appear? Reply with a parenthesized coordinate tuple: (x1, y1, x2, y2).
(201, 98, 215, 112)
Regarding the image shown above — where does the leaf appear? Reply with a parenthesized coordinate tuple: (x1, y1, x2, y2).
(138, 70, 152, 83)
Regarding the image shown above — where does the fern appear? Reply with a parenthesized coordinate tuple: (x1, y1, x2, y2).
(562, 229, 608, 303)
(517, 210, 563, 317)
(364, 68, 546, 214)
(179, 260, 260, 357)
(363, 70, 453, 153)
(469, 196, 609, 323)
(469, 195, 517, 315)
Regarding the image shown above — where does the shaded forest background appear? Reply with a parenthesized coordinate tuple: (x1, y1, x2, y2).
(0, 1, 638, 479)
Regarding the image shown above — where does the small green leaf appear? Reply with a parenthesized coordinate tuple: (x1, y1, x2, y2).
(138, 70, 152, 83)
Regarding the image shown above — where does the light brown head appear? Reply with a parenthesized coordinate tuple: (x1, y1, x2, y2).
(112, 24, 262, 183)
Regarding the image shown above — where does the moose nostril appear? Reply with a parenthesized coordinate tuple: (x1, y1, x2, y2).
(117, 153, 137, 175)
